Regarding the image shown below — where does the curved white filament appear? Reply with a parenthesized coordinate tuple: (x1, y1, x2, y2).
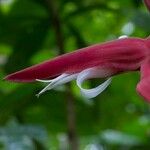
(36, 73, 78, 97)
(36, 67, 112, 98)
(76, 68, 112, 99)
(36, 74, 68, 83)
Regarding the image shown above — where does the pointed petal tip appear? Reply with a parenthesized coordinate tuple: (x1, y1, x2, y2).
(3, 74, 35, 83)
(3, 75, 14, 82)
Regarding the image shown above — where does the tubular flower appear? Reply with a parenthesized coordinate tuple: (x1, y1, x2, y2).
(144, 0, 150, 12)
(4, 36, 150, 101)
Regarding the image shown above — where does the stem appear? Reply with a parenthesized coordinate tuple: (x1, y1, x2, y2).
(44, 0, 78, 149)
(66, 84, 78, 150)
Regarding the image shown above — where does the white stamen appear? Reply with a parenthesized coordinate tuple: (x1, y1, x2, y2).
(36, 67, 113, 98)
(36, 73, 78, 97)
(36, 74, 68, 83)
(76, 68, 112, 99)
(118, 35, 128, 39)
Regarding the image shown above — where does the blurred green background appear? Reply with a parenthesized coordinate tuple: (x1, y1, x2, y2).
(0, 0, 150, 149)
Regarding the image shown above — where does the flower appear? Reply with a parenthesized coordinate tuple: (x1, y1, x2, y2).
(4, 36, 150, 101)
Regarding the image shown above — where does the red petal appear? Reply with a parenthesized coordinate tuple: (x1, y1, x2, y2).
(136, 60, 150, 102)
(4, 37, 147, 82)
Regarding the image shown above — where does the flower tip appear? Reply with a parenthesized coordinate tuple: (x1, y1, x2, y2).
(2, 76, 7, 81)
(3, 73, 35, 83)
(3, 75, 21, 83)
(3, 75, 13, 82)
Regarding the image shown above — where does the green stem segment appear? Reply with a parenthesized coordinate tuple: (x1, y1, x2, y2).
(44, 0, 78, 149)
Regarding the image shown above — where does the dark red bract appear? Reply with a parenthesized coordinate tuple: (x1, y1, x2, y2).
(4, 37, 150, 101)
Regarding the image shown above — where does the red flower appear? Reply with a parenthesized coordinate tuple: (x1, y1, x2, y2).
(4, 36, 150, 100)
